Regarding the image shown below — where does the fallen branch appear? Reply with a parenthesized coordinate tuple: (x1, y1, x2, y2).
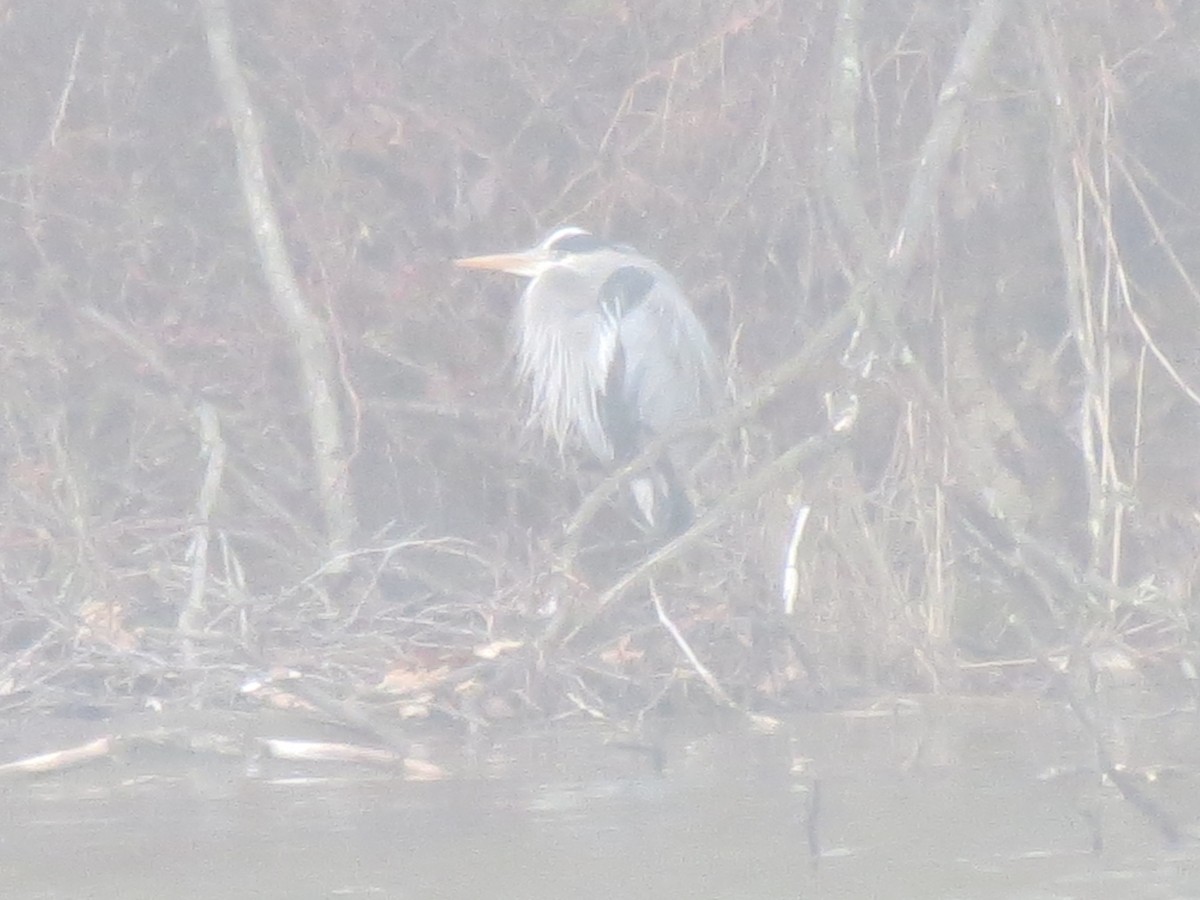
(0, 737, 112, 776)
(650, 583, 736, 709)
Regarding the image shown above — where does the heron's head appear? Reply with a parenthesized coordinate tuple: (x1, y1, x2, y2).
(455, 227, 607, 278)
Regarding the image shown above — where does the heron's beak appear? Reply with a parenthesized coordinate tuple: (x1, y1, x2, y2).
(454, 247, 549, 278)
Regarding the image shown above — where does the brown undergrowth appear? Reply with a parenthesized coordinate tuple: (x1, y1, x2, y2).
(0, 1, 1197, 738)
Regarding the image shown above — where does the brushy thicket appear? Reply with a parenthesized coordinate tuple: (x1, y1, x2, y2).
(1, 0, 1197, 725)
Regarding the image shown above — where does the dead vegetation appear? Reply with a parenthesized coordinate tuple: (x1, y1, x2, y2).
(1, 0, 1198, 730)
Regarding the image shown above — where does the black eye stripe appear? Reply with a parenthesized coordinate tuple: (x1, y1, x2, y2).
(547, 232, 607, 254)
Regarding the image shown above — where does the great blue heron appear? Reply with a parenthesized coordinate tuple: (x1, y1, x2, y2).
(456, 227, 718, 535)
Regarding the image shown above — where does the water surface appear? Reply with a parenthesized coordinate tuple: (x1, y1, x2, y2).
(3, 698, 1198, 899)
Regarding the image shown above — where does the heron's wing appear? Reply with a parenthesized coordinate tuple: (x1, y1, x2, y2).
(619, 270, 718, 441)
(593, 266, 656, 462)
(594, 265, 700, 535)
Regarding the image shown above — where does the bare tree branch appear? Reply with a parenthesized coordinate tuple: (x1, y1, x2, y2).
(886, 0, 1016, 282)
(197, 0, 357, 562)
